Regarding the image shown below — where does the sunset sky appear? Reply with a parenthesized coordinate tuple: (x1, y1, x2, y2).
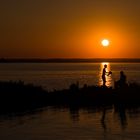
(0, 0, 140, 58)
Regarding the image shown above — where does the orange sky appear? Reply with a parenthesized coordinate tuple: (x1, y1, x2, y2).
(0, 0, 140, 58)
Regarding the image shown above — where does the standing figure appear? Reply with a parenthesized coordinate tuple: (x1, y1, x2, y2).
(115, 71, 127, 88)
(102, 64, 107, 86)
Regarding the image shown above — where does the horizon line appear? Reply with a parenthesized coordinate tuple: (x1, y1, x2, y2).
(0, 58, 140, 63)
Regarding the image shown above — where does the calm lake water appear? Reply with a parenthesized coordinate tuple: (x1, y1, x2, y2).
(0, 106, 140, 140)
(0, 62, 140, 140)
(0, 63, 139, 90)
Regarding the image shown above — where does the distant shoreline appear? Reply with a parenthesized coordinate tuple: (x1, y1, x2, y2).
(0, 58, 140, 63)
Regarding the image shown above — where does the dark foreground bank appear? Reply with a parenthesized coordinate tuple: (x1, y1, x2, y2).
(0, 81, 140, 114)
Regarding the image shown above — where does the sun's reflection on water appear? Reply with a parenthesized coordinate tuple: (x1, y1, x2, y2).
(98, 62, 113, 87)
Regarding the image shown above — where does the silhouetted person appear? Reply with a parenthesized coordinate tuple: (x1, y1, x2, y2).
(102, 64, 107, 86)
(115, 71, 127, 88)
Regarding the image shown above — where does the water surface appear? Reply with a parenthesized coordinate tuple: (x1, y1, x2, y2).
(0, 106, 140, 140)
(0, 62, 140, 139)
(0, 63, 139, 90)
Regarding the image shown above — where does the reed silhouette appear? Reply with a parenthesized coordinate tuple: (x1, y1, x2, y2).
(0, 80, 139, 115)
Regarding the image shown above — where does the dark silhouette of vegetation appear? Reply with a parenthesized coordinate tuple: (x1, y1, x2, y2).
(0, 80, 140, 115)
(0, 58, 140, 63)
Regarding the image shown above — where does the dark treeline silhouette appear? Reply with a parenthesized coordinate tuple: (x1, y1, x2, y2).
(0, 81, 140, 115)
(0, 58, 140, 63)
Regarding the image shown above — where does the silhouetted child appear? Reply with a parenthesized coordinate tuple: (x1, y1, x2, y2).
(115, 71, 127, 88)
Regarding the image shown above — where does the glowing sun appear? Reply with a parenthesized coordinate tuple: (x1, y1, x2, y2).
(101, 39, 110, 47)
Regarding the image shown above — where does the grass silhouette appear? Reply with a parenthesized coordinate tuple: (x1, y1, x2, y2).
(0, 81, 139, 114)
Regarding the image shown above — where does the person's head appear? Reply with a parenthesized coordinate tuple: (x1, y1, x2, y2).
(120, 71, 124, 75)
(104, 64, 107, 68)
